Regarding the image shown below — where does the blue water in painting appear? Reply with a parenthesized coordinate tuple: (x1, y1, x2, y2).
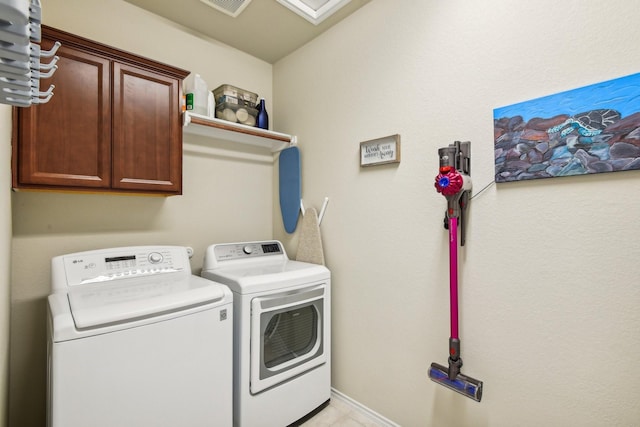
(493, 72, 640, 122)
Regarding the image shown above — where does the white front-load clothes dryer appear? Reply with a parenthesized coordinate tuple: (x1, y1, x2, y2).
(201, 241, 331, 427)
(47, 246, 233, 427)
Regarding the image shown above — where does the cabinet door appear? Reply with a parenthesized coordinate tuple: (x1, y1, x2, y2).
(15, 38, 112, 189)
(111, 62, 182, 194)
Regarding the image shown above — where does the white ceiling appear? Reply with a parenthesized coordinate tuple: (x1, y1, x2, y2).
(123, 0, 371, 64)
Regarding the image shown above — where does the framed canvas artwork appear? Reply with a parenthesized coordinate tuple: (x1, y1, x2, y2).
(494, 73, 640, 183)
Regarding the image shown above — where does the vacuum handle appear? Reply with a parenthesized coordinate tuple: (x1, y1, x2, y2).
(449, 216, 459, 340)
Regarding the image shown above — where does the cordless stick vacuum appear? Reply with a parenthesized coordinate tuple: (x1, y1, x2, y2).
(428, 141, 483, 402)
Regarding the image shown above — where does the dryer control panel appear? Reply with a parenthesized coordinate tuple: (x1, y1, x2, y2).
(203, 241, 291, 271)
(52, 246, 190, 289)
(213, 241, 284, 261)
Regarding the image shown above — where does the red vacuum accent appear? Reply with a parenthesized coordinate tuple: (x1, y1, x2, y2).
(435, 169, 464, 197)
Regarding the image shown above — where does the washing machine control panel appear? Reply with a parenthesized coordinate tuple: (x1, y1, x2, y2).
(214, 241, 284, 261)
(58, 246, 189, 287)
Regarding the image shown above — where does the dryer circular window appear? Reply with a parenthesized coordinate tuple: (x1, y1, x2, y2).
(252, 284, 326, 393)
(202, 241, 331, 427)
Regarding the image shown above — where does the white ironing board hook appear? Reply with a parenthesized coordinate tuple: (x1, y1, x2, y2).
(299, 197, 329, 226)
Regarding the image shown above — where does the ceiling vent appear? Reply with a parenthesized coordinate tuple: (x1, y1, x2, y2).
(199, 0, 253, 18)
(276, 0, 352, 25)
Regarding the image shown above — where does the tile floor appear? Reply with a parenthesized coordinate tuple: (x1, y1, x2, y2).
(299, 397, 386, 427)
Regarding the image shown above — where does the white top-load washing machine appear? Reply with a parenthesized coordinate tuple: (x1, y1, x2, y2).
(47, 246, 233, 427)
(201, 240, 331, 427)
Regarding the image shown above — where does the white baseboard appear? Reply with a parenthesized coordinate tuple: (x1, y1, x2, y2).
(330, 388, 400, 427)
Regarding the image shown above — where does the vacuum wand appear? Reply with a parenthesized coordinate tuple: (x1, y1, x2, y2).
(449, 216, 460, 362)
(428, 141, 483, 402)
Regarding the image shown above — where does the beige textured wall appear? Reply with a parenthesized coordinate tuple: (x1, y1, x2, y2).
(9, 1, 274, 426)
(0, 106, 12, 427)
(274, 0, 640, 425)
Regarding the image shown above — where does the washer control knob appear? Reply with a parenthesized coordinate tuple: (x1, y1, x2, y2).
(243, 245, 253, 255)
(148, 252, 163, 264)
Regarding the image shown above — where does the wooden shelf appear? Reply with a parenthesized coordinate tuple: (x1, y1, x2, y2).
(183, 112, 293, 152)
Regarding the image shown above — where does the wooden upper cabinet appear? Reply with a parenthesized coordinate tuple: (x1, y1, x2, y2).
(13, 25, 189, 195)
(112, 62, 182, 193)
(16, 40, 112, 189)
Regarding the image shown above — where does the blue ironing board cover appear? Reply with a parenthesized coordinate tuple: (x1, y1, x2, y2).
(279, 146, 301, 233)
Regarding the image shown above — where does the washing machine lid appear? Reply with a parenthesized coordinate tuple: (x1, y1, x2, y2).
(67, 274, 226, 329)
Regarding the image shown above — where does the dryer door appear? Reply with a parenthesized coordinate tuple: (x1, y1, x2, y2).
(250, 284, 327, 394)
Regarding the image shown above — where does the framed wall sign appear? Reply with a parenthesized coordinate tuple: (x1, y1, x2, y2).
(360, 134, 401, 167)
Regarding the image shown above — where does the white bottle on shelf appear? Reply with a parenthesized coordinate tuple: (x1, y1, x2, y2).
(185, 73, 209, 116)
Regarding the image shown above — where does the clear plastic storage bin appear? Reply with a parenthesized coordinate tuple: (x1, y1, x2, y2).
(215, 101, 258, 126)
(212, 84, 258, 107)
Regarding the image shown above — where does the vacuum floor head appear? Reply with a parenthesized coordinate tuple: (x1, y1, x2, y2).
(428, 362, 483, 402)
